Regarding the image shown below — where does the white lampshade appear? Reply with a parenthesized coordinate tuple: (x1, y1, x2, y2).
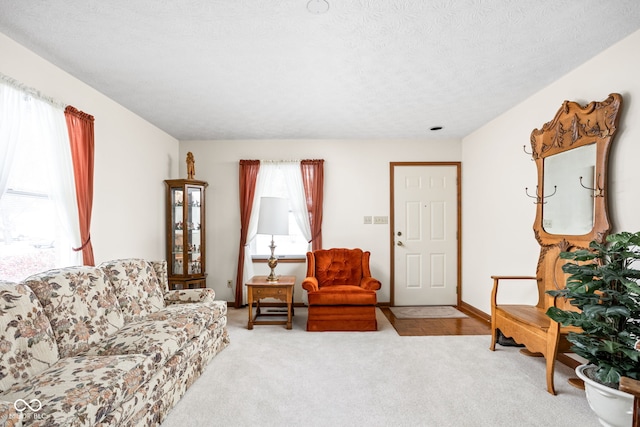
(257, 197, 289, 236)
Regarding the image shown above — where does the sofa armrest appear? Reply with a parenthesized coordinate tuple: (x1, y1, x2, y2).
(164, 288, 216, 305)
(0, 401, 23, 427)
(302, 277, 319, 292)
(360, 277, 381, 291)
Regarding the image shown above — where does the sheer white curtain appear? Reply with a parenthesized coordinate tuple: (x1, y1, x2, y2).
(280, 162, 312, 244)
(31, 98, 82, 267)
(0, 74, 82, 268)
(0, 80, 22, 197)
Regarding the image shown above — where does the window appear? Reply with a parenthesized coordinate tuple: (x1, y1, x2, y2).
(0, 120, 62, 281)
(0, 80, 81, 282)
(250, 164, 309, 260)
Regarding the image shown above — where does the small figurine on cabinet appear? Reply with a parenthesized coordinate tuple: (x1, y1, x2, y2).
(186, 152, 196, 179)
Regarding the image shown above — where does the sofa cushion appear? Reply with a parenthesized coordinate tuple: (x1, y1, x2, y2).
(0, 354, 153, 426)
(23, 267, 125, 358)
(79, 301, 226, 367)
(0, 282, 59, 393)
(80, 315, 203, 366)
(307, 285, 377, 306)
(99, 259, 165, 322)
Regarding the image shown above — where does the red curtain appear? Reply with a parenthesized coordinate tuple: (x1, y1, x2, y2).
(301, 159, 324, 251)
(235, 160, 260, 307)
(64, 106, 95, 266)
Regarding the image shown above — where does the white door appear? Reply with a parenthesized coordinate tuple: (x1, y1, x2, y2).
(393, 164, 459, 306)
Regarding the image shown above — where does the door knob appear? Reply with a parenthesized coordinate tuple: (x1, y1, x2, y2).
(397, 241, 404, 246)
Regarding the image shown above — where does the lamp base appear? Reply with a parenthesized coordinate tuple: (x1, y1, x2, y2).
(266, 237, 279, 283)
(266, 271, 279, 283)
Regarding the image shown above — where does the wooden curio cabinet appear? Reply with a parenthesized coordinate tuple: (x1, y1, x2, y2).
(164, 179, 207, 290)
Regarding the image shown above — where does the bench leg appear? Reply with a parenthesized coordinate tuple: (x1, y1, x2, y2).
(546, 354, 557, 395)
(545, 319, 564, 395)
(489, 310, 497, 351)
(490, 327, 497, 351)
(546, 328, 561, 395)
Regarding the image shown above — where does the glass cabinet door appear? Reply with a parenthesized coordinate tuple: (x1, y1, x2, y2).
(171, 187, 184, 275)
(186, 186, 202, 274)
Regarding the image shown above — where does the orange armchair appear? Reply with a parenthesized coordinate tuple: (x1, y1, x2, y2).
(302, 248, 381, 331)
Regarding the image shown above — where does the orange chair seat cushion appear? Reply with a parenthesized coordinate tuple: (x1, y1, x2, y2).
(307, 285, 377, 306)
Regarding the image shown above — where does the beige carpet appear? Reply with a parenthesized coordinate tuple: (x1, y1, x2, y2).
(160, 306, 599, 427)
(389, 305, 468, 319)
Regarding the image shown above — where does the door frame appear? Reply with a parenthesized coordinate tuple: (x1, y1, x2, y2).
(389, 162, 462, 307)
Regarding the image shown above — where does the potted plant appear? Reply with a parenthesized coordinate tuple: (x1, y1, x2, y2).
(546, 231, 640, 427)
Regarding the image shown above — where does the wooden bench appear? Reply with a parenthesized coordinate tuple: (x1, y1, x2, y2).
(620, 377, 640, 427)
(489, 274, 579, 395)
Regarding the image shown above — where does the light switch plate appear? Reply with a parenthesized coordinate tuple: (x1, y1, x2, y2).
(373, 216, 388, 224)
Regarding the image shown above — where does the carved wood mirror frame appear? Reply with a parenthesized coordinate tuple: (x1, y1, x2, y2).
(530, 93, 623, 250)
(529, 94, 622, 301)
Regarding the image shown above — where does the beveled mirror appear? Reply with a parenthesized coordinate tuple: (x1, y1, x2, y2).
(529, 93, 622, 249)
(542, 143, 596, 235)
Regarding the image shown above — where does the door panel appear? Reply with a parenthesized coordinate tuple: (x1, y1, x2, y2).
(393, 164, 459, 306)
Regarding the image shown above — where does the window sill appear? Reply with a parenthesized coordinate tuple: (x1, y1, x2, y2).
(252, 256, 305, 263)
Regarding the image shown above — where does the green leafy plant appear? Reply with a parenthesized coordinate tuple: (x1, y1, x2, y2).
(546, 231, 640, 387)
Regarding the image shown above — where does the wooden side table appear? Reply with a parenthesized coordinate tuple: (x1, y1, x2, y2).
(246, 276, 295, 330)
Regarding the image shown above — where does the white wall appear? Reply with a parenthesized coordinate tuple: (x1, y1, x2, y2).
(0, 33, 180, 263)
(7, 25, 637, 314)
(462, 29, 640, 314)
(179, 139, 461, 303)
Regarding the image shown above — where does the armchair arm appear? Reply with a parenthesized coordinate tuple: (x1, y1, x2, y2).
(360, 277, 381, 291)
(164, 288, 216, 305)
(490, 276, 538, 309)
(302, 277, 319, 292)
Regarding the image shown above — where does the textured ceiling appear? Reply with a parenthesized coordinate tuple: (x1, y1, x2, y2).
(1, 1, 639, 140)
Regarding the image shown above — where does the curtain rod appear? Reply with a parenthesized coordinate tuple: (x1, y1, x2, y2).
(241, 159, 324, 162)
(259, 159, 301, 163)
(0, 72, 67, 110)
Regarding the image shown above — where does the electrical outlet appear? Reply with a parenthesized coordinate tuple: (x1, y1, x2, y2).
(363, 216, 372, 224)
(373, 216, 388, 224)
(227, 280, 233, 288)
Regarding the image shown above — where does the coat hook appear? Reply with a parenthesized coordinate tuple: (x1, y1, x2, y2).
(523, 145, 534, 160)
(579, 174, 604, 197)
(525, 185, 557, 204)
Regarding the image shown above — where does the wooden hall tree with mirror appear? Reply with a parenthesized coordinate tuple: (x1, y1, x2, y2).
(490, 93, 623, 395)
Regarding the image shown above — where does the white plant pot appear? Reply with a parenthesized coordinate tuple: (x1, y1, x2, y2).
(576, 364, 634, 427)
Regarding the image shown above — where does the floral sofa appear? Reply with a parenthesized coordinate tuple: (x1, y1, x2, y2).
(0, 258, 229, 426)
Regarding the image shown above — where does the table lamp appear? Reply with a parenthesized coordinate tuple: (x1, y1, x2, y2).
(257, 197, 289, 282)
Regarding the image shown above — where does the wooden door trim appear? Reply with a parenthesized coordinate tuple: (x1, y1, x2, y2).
(389, 162, 462, 307)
